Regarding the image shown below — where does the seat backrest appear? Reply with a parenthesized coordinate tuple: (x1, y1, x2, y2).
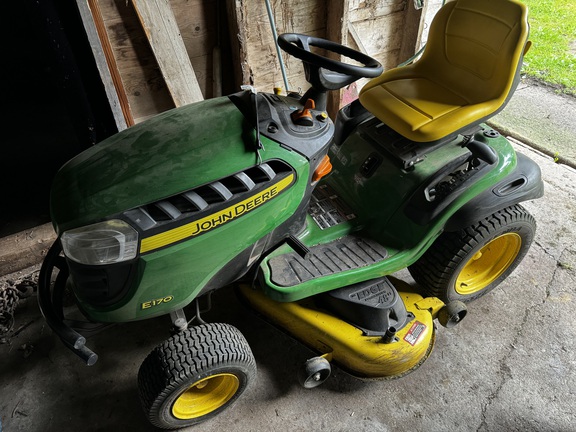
(416, 0, 529, 105)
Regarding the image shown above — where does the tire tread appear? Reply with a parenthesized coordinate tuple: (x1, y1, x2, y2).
(409, 204, 535, 302)
(138, 322, 256, 429)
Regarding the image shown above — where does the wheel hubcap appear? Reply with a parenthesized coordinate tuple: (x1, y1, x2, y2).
(172, 373, 240, 419)
(456, 233, 522, 295)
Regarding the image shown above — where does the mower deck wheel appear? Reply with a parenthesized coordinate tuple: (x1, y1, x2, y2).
(298, 356, 331, 389)
(438, 301, 467, 328)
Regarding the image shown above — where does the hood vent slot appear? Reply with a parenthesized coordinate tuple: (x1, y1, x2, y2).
(123, 160, 293, 231)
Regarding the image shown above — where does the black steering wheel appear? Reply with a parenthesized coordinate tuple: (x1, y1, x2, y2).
(277, 33, 383, 91)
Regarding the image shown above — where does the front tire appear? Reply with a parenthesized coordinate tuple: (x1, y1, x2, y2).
(409, 204, 536, 303)
(138, 323, 256, 429)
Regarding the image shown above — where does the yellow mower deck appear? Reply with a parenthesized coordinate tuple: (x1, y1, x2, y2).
(237, 282, 437, 379)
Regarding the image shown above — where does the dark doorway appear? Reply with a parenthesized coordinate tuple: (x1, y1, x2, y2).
(0, 0, 116, 237)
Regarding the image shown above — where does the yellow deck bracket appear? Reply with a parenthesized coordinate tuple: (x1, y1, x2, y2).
(414, 297, 445, 319)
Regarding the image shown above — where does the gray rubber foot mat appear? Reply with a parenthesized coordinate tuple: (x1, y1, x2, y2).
(268, 236, 388, 287)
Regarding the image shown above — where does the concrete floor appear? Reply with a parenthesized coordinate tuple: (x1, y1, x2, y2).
(1, 139, 575, 432)
(489, 78, 576, 169)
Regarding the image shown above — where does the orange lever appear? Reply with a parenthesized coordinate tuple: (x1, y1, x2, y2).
(312, 155, 332, 182)
(291, 99, 316, 126)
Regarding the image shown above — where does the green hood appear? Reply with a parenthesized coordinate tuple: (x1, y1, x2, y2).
(51, 97, 260, 233)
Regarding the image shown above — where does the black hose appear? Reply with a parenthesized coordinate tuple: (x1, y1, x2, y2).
(37, 239, 98, 366)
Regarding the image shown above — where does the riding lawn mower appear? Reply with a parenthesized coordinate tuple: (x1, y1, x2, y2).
(38, 0, 543, 428)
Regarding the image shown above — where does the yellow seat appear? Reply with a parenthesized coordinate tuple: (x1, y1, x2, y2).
(359, 0, 530, 142)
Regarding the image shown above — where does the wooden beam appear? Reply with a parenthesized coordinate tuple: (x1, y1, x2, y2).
(0, 223, 56, 276)
(226, 0, 330, 94)
(416, 0, 445, 51)
(226, 0, 250, 89)
(326, 0, 349, 119)
(132, 0, 204, 106)
(399, 1, 423, 64)
(348, 22, 367, 54)
(81, 0, 133, 129)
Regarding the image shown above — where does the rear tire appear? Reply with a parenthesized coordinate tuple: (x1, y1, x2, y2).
(138, 323, 256, 429)
(409, 204, 536, 303)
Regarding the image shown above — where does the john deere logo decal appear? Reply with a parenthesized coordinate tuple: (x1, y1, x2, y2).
(140, 173, 295, 253)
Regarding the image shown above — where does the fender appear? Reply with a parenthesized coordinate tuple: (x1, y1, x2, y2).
(444, 152, 544, 231)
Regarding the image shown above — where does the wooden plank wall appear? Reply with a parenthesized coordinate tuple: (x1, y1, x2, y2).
(349, 0, 407, 71)
(80, 0, 421, 127)
(93, 0, 174, 124)
(227, 0, 328, 95)
(228, 0, 420, 111)
(347, 0, 420, 101)
(132, 0, 205, 107)
(82, 0, 219, 125)
(417, 0, 445, 50)
(171, 0, 221, 98)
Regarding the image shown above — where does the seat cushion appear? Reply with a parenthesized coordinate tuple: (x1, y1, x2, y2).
(359, 77, 471, 141)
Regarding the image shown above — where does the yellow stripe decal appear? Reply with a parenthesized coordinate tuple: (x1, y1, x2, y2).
(140, 173, 295, 254)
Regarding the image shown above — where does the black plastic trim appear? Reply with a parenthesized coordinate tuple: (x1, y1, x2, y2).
(122, 160, 295, 238)
(228, 91, 334, 160)
(404, 152, 495, 225)
(67, 256, 139, 308)
(317, 277, 411, 336)
(445, 152, 544, 231)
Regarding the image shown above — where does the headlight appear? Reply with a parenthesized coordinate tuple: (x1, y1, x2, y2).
(61, 220, 139, 265)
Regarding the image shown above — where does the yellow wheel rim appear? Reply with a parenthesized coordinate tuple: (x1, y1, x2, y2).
(172, 373, 240, 420)
(455, 233, 522, 295)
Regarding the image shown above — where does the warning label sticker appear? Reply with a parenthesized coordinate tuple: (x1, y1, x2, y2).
(403, 321, 427, 346)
